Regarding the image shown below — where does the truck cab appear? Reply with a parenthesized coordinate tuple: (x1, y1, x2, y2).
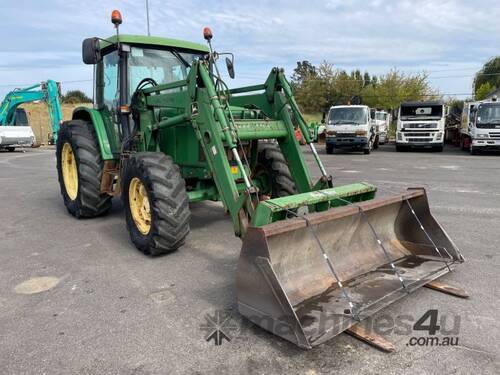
(372, 110, 390, 144)
(396, 101, 446, 152)
(325, 105, 376, 154)
(461, 98, 500, 154)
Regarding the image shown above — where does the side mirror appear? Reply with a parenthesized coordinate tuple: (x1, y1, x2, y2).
(225, 57, 235, 79)
(82, 37, 102, 65)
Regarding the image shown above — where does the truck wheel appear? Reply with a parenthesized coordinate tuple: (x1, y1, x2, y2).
(434, 145, 444, 152)
(396, 145, 405, 152)
(122, 152, 190, 256)
(56, 120, 112, 218)
(7, 147, 15, 152)
(373, 135, 379, 150)
(253, 143, 297, 198)
(470, 146, 478, 155)
(363, 140, 372, 154)
(326, 144, 334, 154)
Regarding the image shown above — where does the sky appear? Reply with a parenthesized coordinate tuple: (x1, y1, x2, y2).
(1, 0, 499, 99)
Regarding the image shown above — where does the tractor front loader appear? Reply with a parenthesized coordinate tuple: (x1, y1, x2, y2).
(56, 11, 463, 349)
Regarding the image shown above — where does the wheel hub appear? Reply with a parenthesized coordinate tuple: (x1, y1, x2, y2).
(129, 177, 151, 235)
(61, 143, 78, 200)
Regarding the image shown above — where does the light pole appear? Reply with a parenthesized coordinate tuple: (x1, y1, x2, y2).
(145, 0, 151, 36)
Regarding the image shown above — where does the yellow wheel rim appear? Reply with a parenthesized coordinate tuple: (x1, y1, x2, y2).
(61, 143, 78, 200)
(129, 177, 151, 235)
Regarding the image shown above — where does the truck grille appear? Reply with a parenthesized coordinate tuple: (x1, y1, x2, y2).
(404, 123, 438, 129)
(489, 132, 500, 139)
(404, 132, 431, 137)
(477, 123, 500, 129)
(407, 138, 432, 143)
(336, 133, 357, 138)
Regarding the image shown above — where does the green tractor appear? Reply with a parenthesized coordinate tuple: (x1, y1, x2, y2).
(56, 11, 463, 349)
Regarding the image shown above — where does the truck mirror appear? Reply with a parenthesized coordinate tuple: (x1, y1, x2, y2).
(82, 37, 102, 65)
(225, 57, 235, 79)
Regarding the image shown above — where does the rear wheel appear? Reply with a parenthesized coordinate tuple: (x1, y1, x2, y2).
(122, 152, 190, 256)
(252, 143, 297, 199)
(56, 120, 112, 218)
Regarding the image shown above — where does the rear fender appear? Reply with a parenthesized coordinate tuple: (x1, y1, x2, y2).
(72, 107, 114, 160)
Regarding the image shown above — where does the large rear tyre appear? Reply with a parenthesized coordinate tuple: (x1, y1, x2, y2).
(56, 120, 112, 218)
(252, 143, 297, 198)
(122, 152, 190, 256)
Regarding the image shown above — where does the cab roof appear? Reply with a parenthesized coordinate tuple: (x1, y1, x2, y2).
(101, 34, 209, 53)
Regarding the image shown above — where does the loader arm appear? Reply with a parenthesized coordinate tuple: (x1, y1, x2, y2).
(133, 61, 377, 237)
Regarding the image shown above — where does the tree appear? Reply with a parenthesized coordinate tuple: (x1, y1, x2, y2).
(475, 82, 494, 100)
(62, 90, 92, 104)
(290, 61, 317, 89)
(474, 57, 500, 97)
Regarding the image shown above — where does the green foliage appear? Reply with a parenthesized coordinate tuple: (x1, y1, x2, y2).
(473, 57, 500, 96)
(291, 61, 436, 114)
(475, 82, 494, 101)
(62, 90, 92, 104)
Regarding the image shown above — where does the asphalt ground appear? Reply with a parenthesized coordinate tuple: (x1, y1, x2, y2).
(0, 144, 499, 374)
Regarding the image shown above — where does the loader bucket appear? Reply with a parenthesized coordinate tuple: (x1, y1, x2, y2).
(236, 188, 463, 349)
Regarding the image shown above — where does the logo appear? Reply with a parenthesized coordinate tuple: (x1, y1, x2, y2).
(200, 310, 240, 346)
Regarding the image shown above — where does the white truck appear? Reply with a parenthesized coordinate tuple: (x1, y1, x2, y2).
(460, 98, 500, 155)
(372, 110, 391, 144)
(0, 108, 35, 151)
(325, 105, 378, 154)
(396, 101, 446, 152)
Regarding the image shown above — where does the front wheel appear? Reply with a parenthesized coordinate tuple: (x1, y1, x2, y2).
(470, 146, 478, 155)
(56, 120, 112, 218)
(326, 144, 334, 154)
(252, 143, 297, 199)
(7, 147, 15, 152)
(122, 152, 190, 256)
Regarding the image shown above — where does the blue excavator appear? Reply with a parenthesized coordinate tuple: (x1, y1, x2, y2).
(0, 80, 63, 151)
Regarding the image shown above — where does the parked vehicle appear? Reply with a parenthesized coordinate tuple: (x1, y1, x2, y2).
(372, 110, 390, 144)
(325, 105, 378, 154)
(396, 101, 446, 152)
(0, 80, 63, 151)
(460, 98, 500, 154)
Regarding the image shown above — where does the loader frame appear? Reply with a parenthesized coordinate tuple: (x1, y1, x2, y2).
(75, 35, 376, 237)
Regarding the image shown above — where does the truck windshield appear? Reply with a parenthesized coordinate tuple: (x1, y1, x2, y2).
(328, 107, 367, 125)
(400, 104, 443, 119)
(477, 103, 500, 124)
(375, 112, 387, 121)
(128, 47, 205, 97)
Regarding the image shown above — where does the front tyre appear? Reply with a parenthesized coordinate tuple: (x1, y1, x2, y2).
(56, 120, 112, 218)
(122, 152, 190, 256)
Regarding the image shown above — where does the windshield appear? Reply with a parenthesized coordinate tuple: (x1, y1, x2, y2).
(400, 104, 443, 119)
(128, 47, 204, 97)
(477, 103, 500, 124)
(328, 107, 368, 125)
(375, 112, 387, 121)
